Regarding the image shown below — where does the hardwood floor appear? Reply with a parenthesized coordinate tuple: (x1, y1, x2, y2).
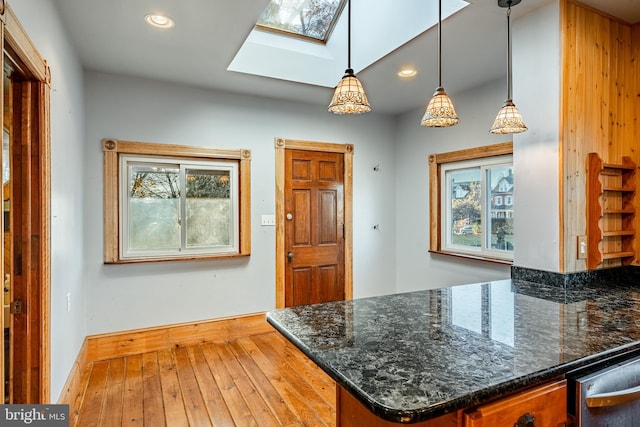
(73, 331, 336, 426)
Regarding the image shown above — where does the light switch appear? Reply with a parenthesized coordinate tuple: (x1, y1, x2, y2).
(577, 235, 587, 259)
(261, 214, 276, 226)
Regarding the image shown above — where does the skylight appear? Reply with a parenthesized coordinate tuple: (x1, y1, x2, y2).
(255, 0, 346, 43)
(229, 0, 469, 88)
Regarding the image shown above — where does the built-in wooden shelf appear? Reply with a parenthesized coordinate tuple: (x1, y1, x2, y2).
(603, 230, 635, 237)
(603, 208, 635, 214)
(604, 163, 636, 170)
(586, 153, 636, 270)
(602, 186, 635, 192)
(602, 251, 636, 260)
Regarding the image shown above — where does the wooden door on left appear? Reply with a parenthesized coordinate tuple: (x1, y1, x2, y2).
(1, 5, 52, 404)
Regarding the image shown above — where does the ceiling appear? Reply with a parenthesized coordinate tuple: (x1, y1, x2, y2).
(52, 0, 640, 115)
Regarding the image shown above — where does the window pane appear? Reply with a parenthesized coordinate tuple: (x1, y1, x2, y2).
(127, 163, 180, 250)
(185, 168, 231, 248)
(448, 168, 481, 249)
(488, 166, 514, 252)
(257, 0, 345, 41)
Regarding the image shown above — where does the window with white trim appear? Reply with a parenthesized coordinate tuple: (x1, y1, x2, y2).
(103, 139, 251, 263)
(429, 143, 514, 263)
(121, 155, 239, 260)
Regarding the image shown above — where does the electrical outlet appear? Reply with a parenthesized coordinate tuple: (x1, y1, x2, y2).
(577, 235, 587, 259)
(261, 214, 276, 226)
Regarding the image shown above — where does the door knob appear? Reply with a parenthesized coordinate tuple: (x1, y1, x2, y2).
(286, 213, 293, 220)
(287, 252, 294, 262)
(515, 413, 535, 427)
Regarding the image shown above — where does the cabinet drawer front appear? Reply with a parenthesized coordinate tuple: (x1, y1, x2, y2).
(464, 380, 567, 427)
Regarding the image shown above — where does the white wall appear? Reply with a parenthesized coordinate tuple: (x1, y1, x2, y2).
(11, 0, 87, 401)
(394, 1, 562, 289)
(512, 2, 561, 272)
(84, 72, 397, 334)
(394, 79, 512, 292)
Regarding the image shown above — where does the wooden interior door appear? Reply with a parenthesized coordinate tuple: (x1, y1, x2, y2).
(284, 149, 345, 306)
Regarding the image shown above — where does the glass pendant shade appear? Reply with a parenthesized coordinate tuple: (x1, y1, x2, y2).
(421, 86, 459, 127)
(328, 68, 371, 114)
(490, 99, 527, 134)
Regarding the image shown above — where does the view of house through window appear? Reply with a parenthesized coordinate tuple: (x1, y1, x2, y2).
(256, 0, 346, 42)
(429, 142, 514, 263)
(443, 155, 514, 260)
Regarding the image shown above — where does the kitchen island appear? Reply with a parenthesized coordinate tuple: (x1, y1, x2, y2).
(267, 274, 640, 425)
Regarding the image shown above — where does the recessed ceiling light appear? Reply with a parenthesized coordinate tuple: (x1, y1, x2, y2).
(398, 68, 417, 78)
(144, 13, 175, 29)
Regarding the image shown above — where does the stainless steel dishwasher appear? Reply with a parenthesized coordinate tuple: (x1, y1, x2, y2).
(570, 354, 640, 426)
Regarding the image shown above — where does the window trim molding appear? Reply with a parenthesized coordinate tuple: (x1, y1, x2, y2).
(103, 139, 251, 264)
(428, 142, 513, 264)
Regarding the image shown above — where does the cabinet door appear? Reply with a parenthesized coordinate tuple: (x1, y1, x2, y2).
(336, 385, 460, 427)
(464, 380, 566, 427)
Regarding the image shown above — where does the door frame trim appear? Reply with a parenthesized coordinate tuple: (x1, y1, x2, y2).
(1, 3, 51, 403)
(274, 137, 353, 308)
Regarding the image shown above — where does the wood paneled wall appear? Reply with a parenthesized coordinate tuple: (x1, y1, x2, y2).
(561, 0, 639, 272)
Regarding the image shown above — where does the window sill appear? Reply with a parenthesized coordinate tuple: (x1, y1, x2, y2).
(428, 250, 513, 266)
(104, 252, 250, 264)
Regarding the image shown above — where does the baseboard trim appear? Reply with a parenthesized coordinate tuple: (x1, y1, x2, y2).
(57, 312, 272, 412)
(86, 312, 271, 361)
(57, 338, 88, 423)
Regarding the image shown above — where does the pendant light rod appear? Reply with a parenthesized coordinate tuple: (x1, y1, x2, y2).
(506, 3, 512, 100)
(438, 0, 442, 87)
(498, 0, 520, 99)
(347, 0, 352, 70)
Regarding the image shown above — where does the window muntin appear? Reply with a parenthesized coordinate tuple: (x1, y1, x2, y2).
(120, 155, 239, 260)
(256, 0, 346, 43)
(441, 155, 513, 260)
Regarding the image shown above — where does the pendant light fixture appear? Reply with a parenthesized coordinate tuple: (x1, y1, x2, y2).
(328, 0, 371, 114)
(420, 0, 459, 127)
(490, 0, 527, 134)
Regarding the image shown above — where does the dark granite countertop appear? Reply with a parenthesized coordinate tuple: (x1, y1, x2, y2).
(266, 273, 640, 423)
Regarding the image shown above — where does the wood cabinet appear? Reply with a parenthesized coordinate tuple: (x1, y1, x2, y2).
(336, 385, 459, 427)
(464, 380, 567, 427)
(586, 153, 636, 269)
(336, 380, 567, 427)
